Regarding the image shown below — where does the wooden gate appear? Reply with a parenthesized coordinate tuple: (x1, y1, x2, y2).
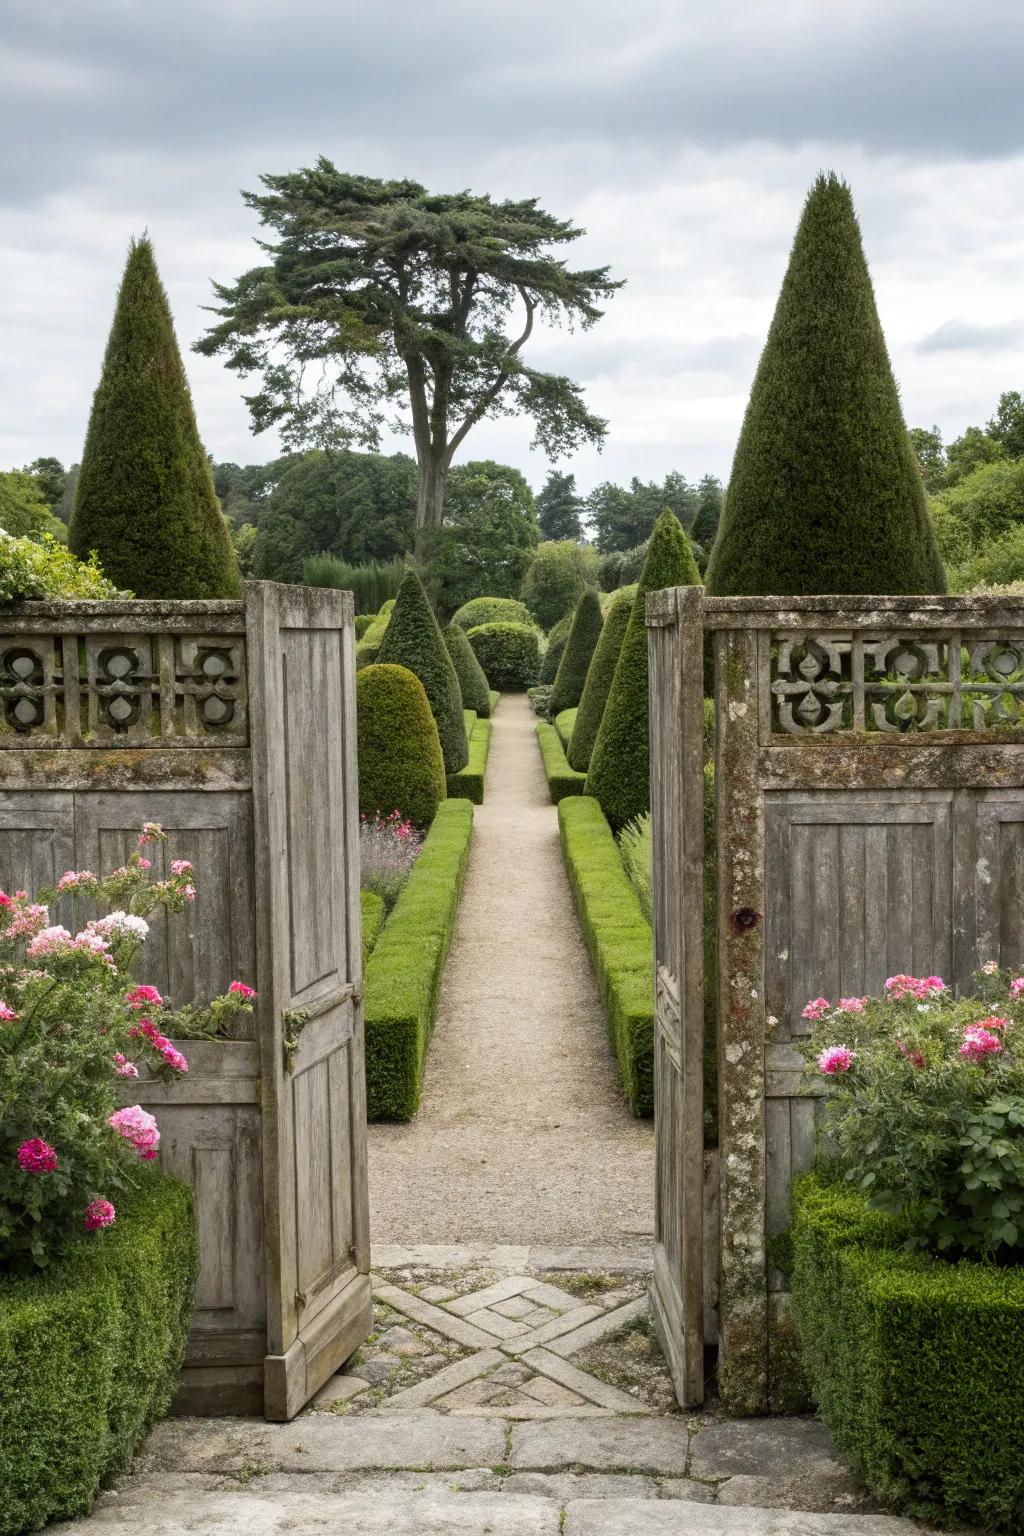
(0, 585, 371, 1418)
(647, 591, 1024, 1413)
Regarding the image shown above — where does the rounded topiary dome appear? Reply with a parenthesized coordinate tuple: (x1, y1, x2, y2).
(356, 664, 447, 829)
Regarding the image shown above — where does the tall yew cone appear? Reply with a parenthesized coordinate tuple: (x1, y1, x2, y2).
(585, 511, 700, 829)
(706, 174, 945, 596)
(377, 569, 468, 772)
(70, 237, 241, 598)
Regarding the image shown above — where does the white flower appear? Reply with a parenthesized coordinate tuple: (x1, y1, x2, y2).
(87, 911, 149, 941)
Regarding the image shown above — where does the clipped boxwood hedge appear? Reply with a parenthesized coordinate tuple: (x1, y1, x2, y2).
(361, 889, 385, 964)
(356, 663, 447, 829)
(444, 623, 492, 716)
(791, 1174, 1024, 1531)
(488, 689, 500, 715)
(467, 621, 541, 691)
(539, 613, 572, 684)
(567, 583, 636, 772)
(0, 1167, 197, 1536)
(558, 796, 654, 1115)
(537, 721, 587, 803)
(549, 586, 604, 717)
(447, 717, 492, 805)
(364, 799, 474, 1120)
(554, 708, 577, 751)
(451, 595, 534, 630)
(377, 570, 468, 773)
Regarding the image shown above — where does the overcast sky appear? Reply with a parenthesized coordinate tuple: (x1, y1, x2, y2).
(2, 0, 1023, 495)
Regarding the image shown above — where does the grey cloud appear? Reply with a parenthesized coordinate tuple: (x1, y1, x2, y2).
(918, 318, 1024, 353)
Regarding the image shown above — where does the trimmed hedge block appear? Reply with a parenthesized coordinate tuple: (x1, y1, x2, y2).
(489, 690, 500, 715)
(467, 621, 541, 691)
(447, 717, 492, 805)
(360, 889, 385, 964)
(557, 796, 654, 1115)
(0, 1168, 197, 1536)
(537, 721, 587, 803)
(364, 799, 474, 1120)
(555, 708, 577, 751)
(791, 1174, 1024, 1531)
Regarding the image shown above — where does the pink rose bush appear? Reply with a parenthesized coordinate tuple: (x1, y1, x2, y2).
(800, 968, 1024, 1260)
(0, 823, 257, 1269)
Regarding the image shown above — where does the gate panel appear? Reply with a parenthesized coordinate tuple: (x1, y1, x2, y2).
(248, 583, 371, 1421)
(647, 585, 706, 1406)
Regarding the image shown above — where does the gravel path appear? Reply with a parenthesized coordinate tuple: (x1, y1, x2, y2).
(368, 691, 654, 1251)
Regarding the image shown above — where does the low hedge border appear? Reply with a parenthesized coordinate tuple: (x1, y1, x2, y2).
(554, 707, 577, 751)
(364, 798, 475, 1120)
(0, 1167, 197, 1536)
(557, 796, 654, 1116)
(791, 1173, 1024, 1531)
(447, 717, 492, 805)
(489, 690, 500, 715)
(537, 721, 587, 803)
(360, 889, 385, 964)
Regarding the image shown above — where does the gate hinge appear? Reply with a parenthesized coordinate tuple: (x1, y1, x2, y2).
(352, 983, 363, 1006)
(295, 1290, 306, 1309)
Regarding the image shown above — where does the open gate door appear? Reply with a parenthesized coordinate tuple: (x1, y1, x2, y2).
(646, 584, 706, 1406)
(247, 583, 373, 1420)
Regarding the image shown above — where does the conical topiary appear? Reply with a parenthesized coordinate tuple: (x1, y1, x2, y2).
(444, 623, 491, 717)
(70, 237, 241, 598)
(539, 613, 572, 684)
(549, 587, 604, 717)
(585, 512, 700, 828)
(706, 174, 945, 596)
(567, 583, 636, 771)
(356, 665, 446, 828)
(376, 570, 468, 772)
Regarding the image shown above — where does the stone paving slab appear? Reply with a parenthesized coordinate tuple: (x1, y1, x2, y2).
(386, 1348, 505, 1408)
(563, 1501, 920, 1534)
(510, 1415, 690, 1477)
(543, 1295, 649, 1357)
(373, 1281, 496, 1347)
(689, 1417, 847, 1481)
(520, 1347, 652, 1413)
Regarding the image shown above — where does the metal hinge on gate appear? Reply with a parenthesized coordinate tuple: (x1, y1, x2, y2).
(295, 1290, 306, 1309)
(282, 1008, 311, 1074)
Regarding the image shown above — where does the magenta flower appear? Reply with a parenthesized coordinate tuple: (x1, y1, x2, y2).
(125, 984, 163, 1010)
(898, 1041, 927, 1069)
(960, 1025, 1004, 1062)
(229, 980, 257, 1000)
(818, 1045, 855, 1075)
(1011, 977, 1024, 998)
(0, 1001, 17, 1022)
(159, 1042, 188, 1073)
(801, 997, 829, 1021)
(113, 1052, 139, 1078)
(84, 1198, 116, 1231)
(108, 1105, 160, 1159)
(17, 1137, 58, 1173)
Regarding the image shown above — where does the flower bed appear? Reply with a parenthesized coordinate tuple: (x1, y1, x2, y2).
(558, 795, 654, 1115)
(537, 720, 587, 803)
(0, 1165, 197, 1536)
(364, 798, 474, 1119)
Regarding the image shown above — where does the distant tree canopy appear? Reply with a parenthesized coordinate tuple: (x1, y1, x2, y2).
(536, 470, 584, 541)
(197, 161, 621, 564)
(909, 390, 1024, 493)
(432, 460, 538, 617)
(0, 470, 64, 540)
(586, 471, 709, 552)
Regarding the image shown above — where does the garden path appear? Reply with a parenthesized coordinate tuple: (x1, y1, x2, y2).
(368, 691, 655, 1253)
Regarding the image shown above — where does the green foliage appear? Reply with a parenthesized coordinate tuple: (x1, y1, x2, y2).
(617, 813, 652, 924)
(588, 470, 700, 553)
(538, 613, 572, 685)
(356, 665, 447, 829)
(930, 457, 1024, 585)
(364, 799, 474, 1120)
(0, 1167, 197, 1535)
(558, 796, 654, 1115)
(443, 623, 492, 716)
(988, 390, 1024, 461)
(70, 237, 241, 598)
(355, 611, 390, 669)
(567, 583, 636, 772)
(0, 470, 64, 541)
(791, 1173, 1024, 1530)
(554, 708, 577, 750)
(536, 469, 584, 541)
(520, 539, 597, 629)
(549, 586, 604, 716)
(587, 511, 700, 828)
(706, 175, 945, 596)
(354, 614, 374, 639)
(466, 622, 541, 691)
(801, 969, 1024, 1261)
(0, 533, 122, 604)
(360, 890, 385, 965)
(376, 570, 468, 773)
(447, 717, 492, 804)
(451, 595, 535, 630)
(908, 425, 947, 492)
(24, 457, 68, 517)
(433, 460, 538, 615)
(536, 721, 587, 803)
(597, 540, 647, 592)
(961, 525, 1024, 590)
(690, 475, 724, 567)
(303, 553, 407, 611)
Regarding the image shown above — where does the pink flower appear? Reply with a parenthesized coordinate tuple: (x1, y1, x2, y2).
(125, 984, 163, 1010)
(113, 1052, 139, 1078)
(818, 1045, 855, 1075)
(170, 859, 193, 876)
(26, 924, 72, 958)
(836, 996, 868, 1013)
(982, 961, 1000, 976)
(108, 1105, 160, 1159)
(8, 903, 51, 941)
(137, 857, 151, 871)
(976, 1015, 1009, 1032)
(898, 1041, 927, 1069)
(17, 1137, 58, 1173)
(960, 1025, 1004, 1062)
(56, 869, 96, 893)
(84, 1198, 116, 1231)
(181, 884, 196, 902)
(801, 997, 829, 1021)
(885, 974, 946, 1001)
(0, 891, 10, 908)
(1011, 978, 1024, 998)
(0, 1001, 17, 1022)
(229, 980, 257, 1000)
(159, 1042, 188, 1073)
(138, 822, 163, 847)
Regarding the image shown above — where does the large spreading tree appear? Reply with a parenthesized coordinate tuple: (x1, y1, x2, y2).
(706, 174, 945, 595)
(71, 237, 241, 598)
(196, 162, 622, 564)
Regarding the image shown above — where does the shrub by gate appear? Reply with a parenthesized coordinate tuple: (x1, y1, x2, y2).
(647, 590, 1024, 1413)
(0, 584, 371, 1419)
